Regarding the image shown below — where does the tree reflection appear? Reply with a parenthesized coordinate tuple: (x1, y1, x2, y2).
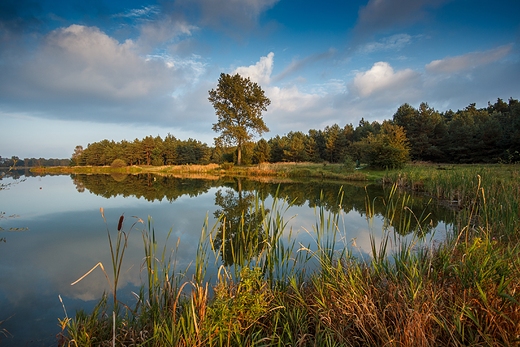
(70, 174, 455, 239)
(212, 179, 269, 266)
(71, 174, 217, 201)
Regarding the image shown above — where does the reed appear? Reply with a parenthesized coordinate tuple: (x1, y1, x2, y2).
(60, 166, 520, 346)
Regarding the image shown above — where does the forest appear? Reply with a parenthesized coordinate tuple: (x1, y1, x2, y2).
(47, 97, 520, 168)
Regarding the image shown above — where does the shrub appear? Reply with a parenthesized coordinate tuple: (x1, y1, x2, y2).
(110, 159, 127, 168)
(343, 155, 356, 171)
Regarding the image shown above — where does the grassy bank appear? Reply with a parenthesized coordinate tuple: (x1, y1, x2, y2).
(30, 162, 371, 182)
(57, 164, 520, 346)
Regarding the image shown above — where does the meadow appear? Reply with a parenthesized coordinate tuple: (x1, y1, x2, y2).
(56, 163, 520, 346)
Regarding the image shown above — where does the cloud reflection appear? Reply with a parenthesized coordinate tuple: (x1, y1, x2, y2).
(0, 174, 453, 345)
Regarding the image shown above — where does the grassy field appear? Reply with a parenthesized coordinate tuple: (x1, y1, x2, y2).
(51, 163, 520, 346)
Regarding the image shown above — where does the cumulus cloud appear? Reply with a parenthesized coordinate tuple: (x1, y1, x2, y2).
(350, 61, 419, 98)
(265, 86, 337, 134)
(268, 85, 322, 112)
(7, 25, 172, 100)
(425, 44, 513, 73)
(0, 23, 212, 131)
(232, 52, 330, 114)
(228, 52, 340, 135)
(233, 52, 274, 85)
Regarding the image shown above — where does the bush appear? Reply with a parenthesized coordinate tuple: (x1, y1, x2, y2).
(221, 162, 234, 170)
(111, 159, 127, 168)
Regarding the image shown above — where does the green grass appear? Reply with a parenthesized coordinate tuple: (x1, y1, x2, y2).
(58, 164, 520, 346)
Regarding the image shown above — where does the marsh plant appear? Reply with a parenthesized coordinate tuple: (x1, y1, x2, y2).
(59, 168, 520, 346)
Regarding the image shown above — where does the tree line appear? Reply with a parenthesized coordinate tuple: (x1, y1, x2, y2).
(0, 156, 70, 168)
(6, 72, 518, 169)
(394, 98, 520, 163)
(71, 97, 519, 168)
(71, 135, 212, 167)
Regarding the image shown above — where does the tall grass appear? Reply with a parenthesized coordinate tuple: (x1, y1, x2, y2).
(60, 166, 520, 346)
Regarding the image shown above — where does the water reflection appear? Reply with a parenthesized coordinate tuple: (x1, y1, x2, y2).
(0, 173, 455, 346)
(72, 173, 216, 201)
(71, 173, 455, 263)
(213, 180, 269, 266)
(71, 173, 454, 230)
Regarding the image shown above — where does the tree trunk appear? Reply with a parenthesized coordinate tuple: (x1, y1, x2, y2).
(237, 144, 242, 166)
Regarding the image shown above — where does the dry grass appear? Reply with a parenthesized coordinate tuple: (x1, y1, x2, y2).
(31, 162, 369, 182)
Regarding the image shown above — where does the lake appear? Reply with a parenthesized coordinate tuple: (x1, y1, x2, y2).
(0, 172, 455, 346)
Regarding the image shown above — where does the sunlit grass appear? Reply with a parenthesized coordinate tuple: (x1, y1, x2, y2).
(58, 165, 520, 346)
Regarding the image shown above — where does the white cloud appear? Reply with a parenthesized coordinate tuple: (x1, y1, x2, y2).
(23, 24, 175, 99)
(351, 61, 419, 97)
(233, 52, 274, 85)
(0, 23, 213, 132)
(268, 85, 322, 112)
(425, 44, 513, 73)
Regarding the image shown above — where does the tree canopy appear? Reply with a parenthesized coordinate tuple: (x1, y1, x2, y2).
(64, 97, 520, 168)
(209, 73, 270, 165)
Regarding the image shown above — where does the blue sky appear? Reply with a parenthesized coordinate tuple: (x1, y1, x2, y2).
(1, 0, 519, 159)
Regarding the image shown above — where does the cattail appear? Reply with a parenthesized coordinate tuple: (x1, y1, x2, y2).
(117, 214, 124, 231)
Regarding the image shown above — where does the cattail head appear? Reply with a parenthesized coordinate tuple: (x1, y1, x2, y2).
(117, 214, 124, 231)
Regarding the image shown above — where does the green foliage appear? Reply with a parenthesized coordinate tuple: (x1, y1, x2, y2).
(393, 98, 520, 163)
(206, 267, 271, 342)
(357, 121, 410, 169)
(209, 73, 270, 165)
(342, 155, 356, 171)
(74, 135, 210, 166)
(393, 102, 444, 161)
(66, 97, 520, 168)
(252, 138, 270, 164)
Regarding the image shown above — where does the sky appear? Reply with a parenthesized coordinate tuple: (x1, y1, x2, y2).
(1, 0, 519, 159)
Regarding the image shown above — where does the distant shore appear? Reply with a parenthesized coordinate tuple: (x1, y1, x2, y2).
(29, 162, 373, 181)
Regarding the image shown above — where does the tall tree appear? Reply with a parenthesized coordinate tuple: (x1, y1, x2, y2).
(209, 73, 270, 165)
(393, 102, 444, 161)
(71, 145, 84, 166)
(284, 131, 308, 162)
(252, 138, 270, 164)
(141, 136, 156, 166)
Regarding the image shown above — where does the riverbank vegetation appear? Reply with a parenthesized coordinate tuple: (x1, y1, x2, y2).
(57, 164, 520, 346)
(30, 161, 370, 182)
(6, 97, 519, 171)
(62, 97, 519, 170)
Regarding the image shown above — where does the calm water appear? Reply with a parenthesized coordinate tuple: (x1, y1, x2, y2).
(0, 173, 455, 346)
